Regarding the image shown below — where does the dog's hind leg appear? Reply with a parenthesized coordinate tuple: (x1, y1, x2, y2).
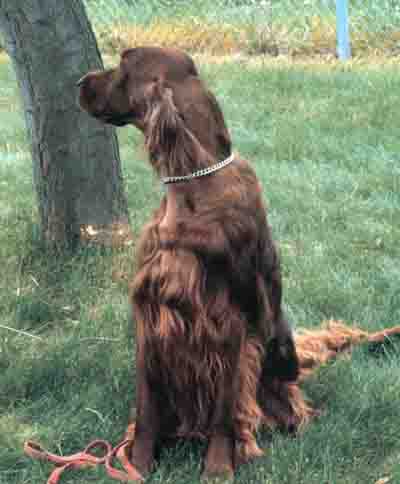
(259, 321, 400, 433)
(259, 379, 316, 433)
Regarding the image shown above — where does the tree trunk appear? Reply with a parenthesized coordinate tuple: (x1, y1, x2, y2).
(0, 0, 130, 248)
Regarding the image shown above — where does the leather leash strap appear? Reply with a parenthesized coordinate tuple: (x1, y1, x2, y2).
(23, 425, 143, 483)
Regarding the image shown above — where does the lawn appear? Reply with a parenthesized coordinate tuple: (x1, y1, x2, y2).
(85, 0, 400, 57)
(0, 49, 400, 483)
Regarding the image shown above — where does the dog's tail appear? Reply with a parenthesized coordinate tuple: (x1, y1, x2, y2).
(295, 320, 400, 380)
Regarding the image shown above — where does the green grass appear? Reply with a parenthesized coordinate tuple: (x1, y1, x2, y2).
(1, 52, 400, 484)
(84, 0, 400, 32)
(84, 0, 400, 57)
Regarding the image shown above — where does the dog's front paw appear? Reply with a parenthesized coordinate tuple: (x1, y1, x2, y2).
(130, 455, 154, 479)
(128, 441, 155, 479)
(202, 434, 235, 483)
(201, 468, 234, 483)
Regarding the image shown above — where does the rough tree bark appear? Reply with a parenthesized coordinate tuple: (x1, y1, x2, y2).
(0, 0, 130, 248)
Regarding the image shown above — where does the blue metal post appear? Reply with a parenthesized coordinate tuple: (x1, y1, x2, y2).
(336, 0, 351, 60)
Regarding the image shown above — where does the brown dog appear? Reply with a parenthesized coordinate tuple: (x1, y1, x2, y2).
(78, 46, 231, 160)
(78, 47, 400, 481)
(79, 46, 300, 480)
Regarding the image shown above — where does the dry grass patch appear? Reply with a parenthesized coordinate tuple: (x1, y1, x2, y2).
(97, 19, 242, 56)
(96, 16, 400, 58)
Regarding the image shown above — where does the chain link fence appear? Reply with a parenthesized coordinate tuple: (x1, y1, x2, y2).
(83, 0, 400, 57)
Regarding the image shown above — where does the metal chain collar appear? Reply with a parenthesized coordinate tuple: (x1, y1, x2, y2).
(162, 153, 235, 185)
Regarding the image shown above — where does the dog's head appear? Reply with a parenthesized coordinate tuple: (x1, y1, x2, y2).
(78, 47, 197, 129)
(78, 46, 231, 158)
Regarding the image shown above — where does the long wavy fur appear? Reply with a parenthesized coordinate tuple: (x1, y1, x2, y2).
(130, 78, 400, 468)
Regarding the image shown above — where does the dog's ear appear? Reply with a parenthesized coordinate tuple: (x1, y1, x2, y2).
(145, 77, 180, 130)
(144, 77, 184, 164)
(163, 77, 232, 160)
(204, 88, 232, 158)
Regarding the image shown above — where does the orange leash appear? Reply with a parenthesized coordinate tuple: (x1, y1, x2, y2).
(24, 424, 143, 483)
